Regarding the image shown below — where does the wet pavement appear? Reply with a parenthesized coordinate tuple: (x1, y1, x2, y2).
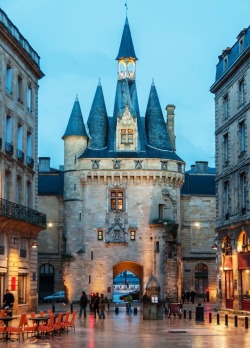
(1, 301, 249, 347)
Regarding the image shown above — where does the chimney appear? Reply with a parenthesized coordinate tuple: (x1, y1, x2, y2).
(195, 161, 208, 173)
(39, 157, 51, 172)
(166, 104, 176, 151)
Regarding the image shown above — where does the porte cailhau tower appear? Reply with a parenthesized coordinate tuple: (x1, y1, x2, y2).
(62, 17, 185, 301)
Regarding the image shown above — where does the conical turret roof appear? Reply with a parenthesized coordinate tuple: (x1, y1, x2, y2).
(87, 82, 109, 149)
(145, 82, 172, 150)
(62, 96, 87, 139)
(116, 17, 138, 60)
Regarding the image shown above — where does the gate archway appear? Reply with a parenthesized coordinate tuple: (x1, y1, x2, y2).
(113, 261, 143, 295)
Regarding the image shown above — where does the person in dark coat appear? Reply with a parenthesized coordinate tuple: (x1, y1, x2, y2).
(185, 290, 190, 303)
(190, 290, 196, 304)
(79, 291, 88, 318)
(92, 292, 100, 318)
(181, 289, 185, 304)
(3, 289, 15, 316)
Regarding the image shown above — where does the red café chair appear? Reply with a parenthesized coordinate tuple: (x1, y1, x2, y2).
(23, 314, 37, 338)
(63, 310, 77, 332)
(52, 312, 63, 335)
(0, 309, 7, 339)
(6, 313, 26, 341)
(60, 311, 70, 332)
(37, 314, 55, 338)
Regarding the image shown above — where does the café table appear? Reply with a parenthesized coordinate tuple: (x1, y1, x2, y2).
(0, 316, 18, 341)
(28, 315, 50, 338)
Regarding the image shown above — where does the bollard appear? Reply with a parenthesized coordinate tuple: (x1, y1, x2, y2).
(195, 304, 204, 322)
(225, 314, 228, 326)
(70, 302, 73, 314)
(234, 315, 238, 327)
(115, 306, 119, 315)
(184, 309, 186, 319)
(134, 307, 137, 315)
(52, 303, 55, 313)
(217, 313, 220, 325)
(245, 317, 248, 329)
(209, 312, 212, 323)
(189, 310, 192, 320)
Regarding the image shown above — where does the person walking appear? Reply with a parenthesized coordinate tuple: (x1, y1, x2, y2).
(92, 292, 100, 318)
(126, 293, 133, 314)
(181, 289, 185, 304)
(79, 291, 88, 318)
(99, 294, 105, 319)
(190, 290, 196, 304)
(185, 290, 190, 303)
(3, 289, 15, 316)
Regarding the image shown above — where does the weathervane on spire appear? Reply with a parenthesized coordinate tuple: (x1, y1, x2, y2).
(125, 1, 128, 16)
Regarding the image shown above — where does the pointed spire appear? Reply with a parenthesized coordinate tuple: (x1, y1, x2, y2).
(62, 96, 87, 139)
(145, 82, 172, 150)
(116, 17, 138, 60)
(87, 82, 109, 149)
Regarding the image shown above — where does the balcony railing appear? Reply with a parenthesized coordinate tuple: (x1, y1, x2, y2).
(5, 142, 13, 155)
(26, 156, 34, 168)
(17, 149, 24, 162)
(0, 198, 46, 228)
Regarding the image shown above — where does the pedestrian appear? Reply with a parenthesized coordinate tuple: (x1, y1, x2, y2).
(99, 294, 105, 319)
(142, 292, 150, 303)
(126, 293, 133, 314)
(185, 290, 190, 303)
(92, 292, 100, 318)
(3, 289, 15, 316)
(181, 288, 185, 304)
(79, 291, 88, 318)
(190, 290, 196, 304)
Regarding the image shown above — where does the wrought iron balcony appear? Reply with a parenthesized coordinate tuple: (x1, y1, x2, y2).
(0, 198, 46, 229)
(26, 156, 34, 168)
(5, 142, 13, 155)
(17, 149, 24, 162)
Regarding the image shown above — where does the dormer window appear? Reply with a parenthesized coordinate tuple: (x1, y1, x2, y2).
(116, 106, 138, 151)
(239, 37, 244, 54)
(223, 57, 228, 71)
(121, 129, 133, 144)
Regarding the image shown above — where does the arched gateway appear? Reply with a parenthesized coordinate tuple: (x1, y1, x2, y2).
(113, 261, 143, 295)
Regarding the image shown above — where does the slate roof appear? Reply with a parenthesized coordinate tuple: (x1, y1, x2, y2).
(181, 171, 215, 196)
(116, 17, 138, 60)
(211, 25, 250, 90)
(145, 82, 173, 151)
(62, 96, 87, 139)
(67, 16, 184, 164)
(87, 82, 109, 149)
(38, 172, 64, 195)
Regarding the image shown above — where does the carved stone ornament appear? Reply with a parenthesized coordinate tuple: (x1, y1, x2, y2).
(106, 217, 127, 243)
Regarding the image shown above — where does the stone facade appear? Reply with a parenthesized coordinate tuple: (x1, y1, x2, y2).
(211, 26, 250, 311)
(36, 17, 218, 305)
(0, 9, 46, 313)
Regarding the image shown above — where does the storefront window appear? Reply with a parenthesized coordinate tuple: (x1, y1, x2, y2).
(242, 270, 250, 299)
